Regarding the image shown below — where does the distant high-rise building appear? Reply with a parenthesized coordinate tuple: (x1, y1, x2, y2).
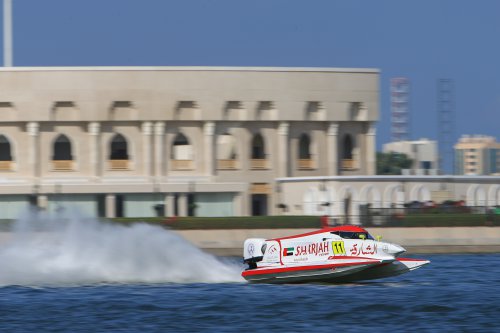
(454, 135, 500, 175)
(390, 77, 410, 142)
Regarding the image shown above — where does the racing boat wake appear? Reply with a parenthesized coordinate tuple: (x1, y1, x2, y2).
(0, 208, 243, 286)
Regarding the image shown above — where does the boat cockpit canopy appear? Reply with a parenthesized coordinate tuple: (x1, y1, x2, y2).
(331, 231, 374, 240)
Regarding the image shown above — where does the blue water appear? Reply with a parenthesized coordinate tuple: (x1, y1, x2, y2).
(1, 254, 499, 332)
(0, 213, 498, 332)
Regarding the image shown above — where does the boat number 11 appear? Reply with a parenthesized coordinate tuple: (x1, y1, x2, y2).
(331, 241, 346, 255)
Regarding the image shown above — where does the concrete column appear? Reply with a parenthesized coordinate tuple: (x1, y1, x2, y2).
(277, 122, 289, 177)
(105, 194, 116, 218)
(88, 122, 100, 179)
(327, 122, 339, 175)
(366, 122, 376, 175)
(142, 122, 153, 177)
(154, 122, 165, 179)
(203, 122, 215, 176)
(165, 193, 174, 217)
(178, 193, 188, 217)
(26, 122, 39, 178)
(233, 192, 243, 216)
(37, 195, 48, 211)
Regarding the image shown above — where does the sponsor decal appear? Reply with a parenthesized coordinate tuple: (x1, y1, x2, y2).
(283, 247, 295, 256)
(295, 241, 330, 257)
(350, 243, 378, 256)
(331, 241, 346, 255)
(247, 243, 255, 256)
(265, 243, 280, 262)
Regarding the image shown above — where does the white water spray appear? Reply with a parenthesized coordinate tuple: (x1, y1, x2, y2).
(0, 208, 244, 286)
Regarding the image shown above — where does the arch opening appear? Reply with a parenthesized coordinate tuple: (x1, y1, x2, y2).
(0, 135, 12, 161)
(53, 134, 72, 161)
(110, 134, 129, 160)
(251, 133, 266, 159)
(298, 133, 311, 159)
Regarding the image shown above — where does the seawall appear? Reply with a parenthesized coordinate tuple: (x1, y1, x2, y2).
(1, 227, 499, 256)
(173, 227, 500, 255)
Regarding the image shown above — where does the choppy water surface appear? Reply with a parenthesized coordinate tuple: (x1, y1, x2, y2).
(0, 212, 499, 332)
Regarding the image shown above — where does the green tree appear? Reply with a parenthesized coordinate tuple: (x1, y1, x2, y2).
(376, 152, 413, 175)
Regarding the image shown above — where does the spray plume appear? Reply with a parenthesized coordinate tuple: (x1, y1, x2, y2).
(0, 208, 243, 286)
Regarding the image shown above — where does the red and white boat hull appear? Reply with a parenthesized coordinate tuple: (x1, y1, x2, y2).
(242, 258, 388, 283)
(242, 226, 430, 284)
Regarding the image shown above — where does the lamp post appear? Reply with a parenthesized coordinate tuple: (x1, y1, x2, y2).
(3, 0, 13, 67)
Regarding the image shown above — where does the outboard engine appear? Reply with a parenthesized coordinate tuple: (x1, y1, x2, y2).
(243, 238, 267, 269)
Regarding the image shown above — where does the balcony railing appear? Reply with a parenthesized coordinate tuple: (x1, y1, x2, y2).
(52, 160, 74, 171)
(0, 161, 12, 171)
(298, 159, 315, 170)
(109, 159, 129, 170)
(341, 159, 357, 170)
(171, 159, 194, 170)
(250, 159, 268, 170)
(217, 159, 238, 170)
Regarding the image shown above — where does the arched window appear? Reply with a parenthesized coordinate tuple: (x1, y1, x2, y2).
(53, 134, 72, 160)
(0, 135, 12, 161)
(172, 133, 192, 160)
(217, 133, 238, 170)
(298, 133, 311, 159)
(343, 134, 354, 159)
(217, 133, 237, 160)
(110, 134, 129, 160)
(251, 133, 265, 159)
(173, 133, 189, 146)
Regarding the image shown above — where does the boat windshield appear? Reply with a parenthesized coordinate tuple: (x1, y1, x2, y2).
(331, 231, 374, 240)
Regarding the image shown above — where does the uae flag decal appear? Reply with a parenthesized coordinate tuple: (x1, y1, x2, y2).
(283, 247, 295, 256)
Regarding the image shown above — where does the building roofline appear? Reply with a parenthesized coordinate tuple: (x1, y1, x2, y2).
(276, 175, 500, 183)
(0, 66, 380, 74)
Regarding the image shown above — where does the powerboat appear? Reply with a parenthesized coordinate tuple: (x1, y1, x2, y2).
(242, 225, 429, 283)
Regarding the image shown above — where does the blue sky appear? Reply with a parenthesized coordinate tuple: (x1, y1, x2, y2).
(2, 0, 500, 157)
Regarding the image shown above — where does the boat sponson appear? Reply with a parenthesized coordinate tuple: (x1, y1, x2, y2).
(242, 259, 384, 283)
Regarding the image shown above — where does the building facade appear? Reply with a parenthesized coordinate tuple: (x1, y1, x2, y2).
(0, 66, 379, 219)
(383, 138, 438, 175)
(277, 175, 500, 224)
(454, 135, 500, 175)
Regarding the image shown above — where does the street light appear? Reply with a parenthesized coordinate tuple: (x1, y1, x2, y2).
(3, 0, 13, 67)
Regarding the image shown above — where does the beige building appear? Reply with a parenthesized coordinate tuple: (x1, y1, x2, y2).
(454, 135, 500, 175)
(383, 138, 438, 175)
(0, 66, 379, 219)
(277, 175, 500, 224)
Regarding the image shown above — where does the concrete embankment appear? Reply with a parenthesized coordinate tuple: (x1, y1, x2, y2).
(174, 227, 500, 255)
(1, 227, 499, 255)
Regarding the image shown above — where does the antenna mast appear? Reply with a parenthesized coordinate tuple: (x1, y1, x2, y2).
(437, 79, 455, 174)
(390, 77, 410, 142)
